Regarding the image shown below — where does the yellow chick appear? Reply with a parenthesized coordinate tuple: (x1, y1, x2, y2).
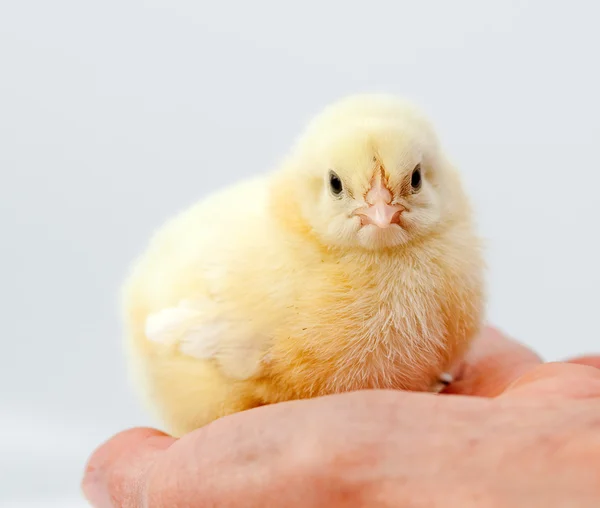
(122, 94, 485, 437)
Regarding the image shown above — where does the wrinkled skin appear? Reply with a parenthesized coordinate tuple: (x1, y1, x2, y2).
(82, 327, 600, 507)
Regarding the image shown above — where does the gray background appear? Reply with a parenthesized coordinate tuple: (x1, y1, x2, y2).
(1, 1, 599, 506)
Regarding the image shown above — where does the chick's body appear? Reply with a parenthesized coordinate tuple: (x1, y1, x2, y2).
(123, 94, 485, 436)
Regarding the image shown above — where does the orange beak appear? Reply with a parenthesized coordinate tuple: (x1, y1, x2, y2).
(354, 172, 405, 228)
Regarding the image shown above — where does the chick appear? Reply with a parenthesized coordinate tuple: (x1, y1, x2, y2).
(122, 94, 485, 437)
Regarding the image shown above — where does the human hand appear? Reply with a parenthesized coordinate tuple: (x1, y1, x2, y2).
(82, 327, 600, 507)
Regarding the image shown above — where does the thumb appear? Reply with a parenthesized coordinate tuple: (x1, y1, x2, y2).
(82, 427, 175, 507)
(501, 362, 600, 400)
(567, 355, 600, 370)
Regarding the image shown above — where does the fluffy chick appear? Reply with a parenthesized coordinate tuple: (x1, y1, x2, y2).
(122, 94, 485, 437)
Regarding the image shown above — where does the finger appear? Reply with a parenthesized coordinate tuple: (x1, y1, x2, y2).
(443, 325, 542, 397)
(82, 427, 175, 508)
(566, 355, 600, 370)
(501, 362, 600, 400)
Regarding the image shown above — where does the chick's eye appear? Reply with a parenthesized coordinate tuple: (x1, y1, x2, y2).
(329, 170, 343, 196)
(411, 164, 422, 191)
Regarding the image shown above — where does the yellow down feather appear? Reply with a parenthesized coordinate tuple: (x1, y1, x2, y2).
(122, 94, 485, 437)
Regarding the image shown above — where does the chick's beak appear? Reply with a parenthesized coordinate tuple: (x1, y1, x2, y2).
(354, 176, 405, 228)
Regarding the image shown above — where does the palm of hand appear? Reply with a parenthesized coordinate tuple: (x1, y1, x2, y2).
(82, 327, 600, 507)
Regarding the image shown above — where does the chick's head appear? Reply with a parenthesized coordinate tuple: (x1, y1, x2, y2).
(286, 94, 464, 251)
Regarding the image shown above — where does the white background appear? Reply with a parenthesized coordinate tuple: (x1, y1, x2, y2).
(1, 1, 599, 505)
